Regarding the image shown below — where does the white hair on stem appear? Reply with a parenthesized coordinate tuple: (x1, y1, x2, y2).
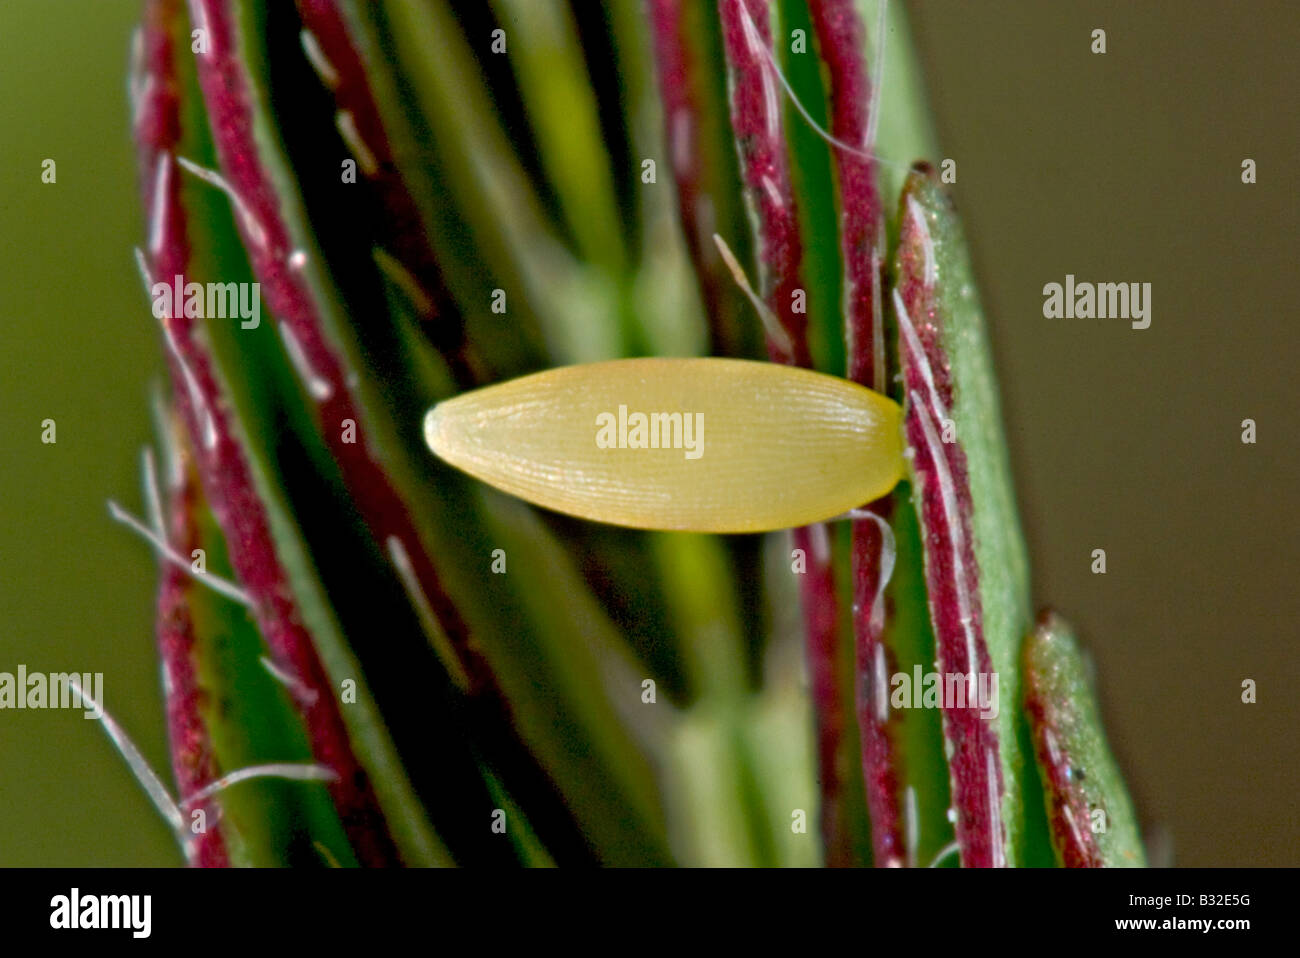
(850, 508, 897, 637)
(182, 762, 338, 808)
(927, 839, 960, 868)
(337, 110, 379, 177)
(278, 321, 334, 402)
(259, 656, 320, 708)
(987, 747, 1006, 868)
(300, 29, 340, 89)
(142, 447, 166, 539)
(68, 675, 184, 833)
(733, 0, 909, 174)
(175, 155, 270, 253)
(386, 535, 471, 694)
(712, 233, 795, 357)
(893, 287, 950, 425)
(373, 248, 434, 317)
(904, 784, 919, 868)
(148, 153, 172, 258)
(107, 500, 253, 608)
(911, 390, 977, 680)
(866, 0, 888, 150)
(906, 194, 937, 287)
(69, 674, 338, 859)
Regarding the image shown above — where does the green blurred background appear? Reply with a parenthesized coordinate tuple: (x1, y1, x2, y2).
(0, 0, 1294, 866)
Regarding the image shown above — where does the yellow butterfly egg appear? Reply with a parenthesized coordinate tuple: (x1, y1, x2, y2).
(424, 357, 904, 533)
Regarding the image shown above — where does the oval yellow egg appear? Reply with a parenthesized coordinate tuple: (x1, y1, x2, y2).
(424, 357, 904, 533)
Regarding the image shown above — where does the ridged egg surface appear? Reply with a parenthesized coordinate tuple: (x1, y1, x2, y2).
(424, 358, 904, 533)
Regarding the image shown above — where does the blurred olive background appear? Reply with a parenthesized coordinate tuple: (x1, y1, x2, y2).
(0, 1, 1294, 867)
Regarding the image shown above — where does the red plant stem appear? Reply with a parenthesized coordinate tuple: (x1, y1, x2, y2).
(895, 166, 1005, 867)
(717, 0, 848, 864)
(137, 0, 398, 866)
(716, 0, 810, 367)
(155, 433, 229, 866)
(646, 0, 730, 352)
(808, 0, 906, 867)
(848, 505, 904, 867)
(138, 0, 228, 873)
(645, 1, 709, 316)
(156, 573, 230, 868)
(133, 1, 182, 190)
(807, 0, 885, 390)
(293, 0, 477, 385)
(791, 524, 849, 864)
(186, 0, 496, 703)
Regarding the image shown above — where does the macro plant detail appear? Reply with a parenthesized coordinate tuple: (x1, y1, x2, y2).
(111, 0, 1145, 867)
